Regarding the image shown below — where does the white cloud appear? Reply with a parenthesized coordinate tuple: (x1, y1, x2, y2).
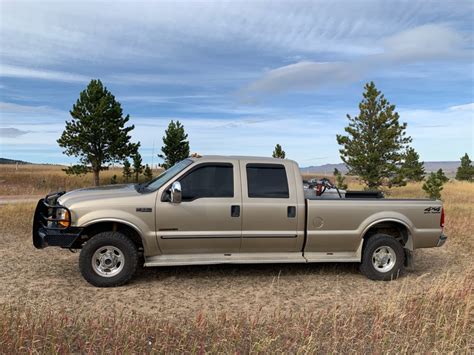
(381, 24, 468, 63)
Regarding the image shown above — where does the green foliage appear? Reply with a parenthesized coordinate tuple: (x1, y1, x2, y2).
(144, 164, 153, 181)
(422, 172, 444, 199)
(110, 174, 118, 185)
(272, 144, 286, 159)
(159, 120, 190, 169)
(122, 159, 132, 182)
(62, 164, 92, 176)
(455, 153, 473, 182)
(132, 152, 143, 183)
(401, 147, 425, 182)
(333, 168, 348, 190)
(436, 168, 449, 184)
(336, 82, 412, 190)
(57, 79, 139, 186)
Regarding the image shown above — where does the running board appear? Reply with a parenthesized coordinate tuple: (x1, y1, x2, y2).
(144, 252, 306, 267)
(144, 252, 360, 267)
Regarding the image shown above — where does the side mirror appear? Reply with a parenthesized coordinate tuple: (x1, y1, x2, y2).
(170, 181, 182, 203)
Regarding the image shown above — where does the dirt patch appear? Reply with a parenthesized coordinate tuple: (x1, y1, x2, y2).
(0, 228, 466, 321)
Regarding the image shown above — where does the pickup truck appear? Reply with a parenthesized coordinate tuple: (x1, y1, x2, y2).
(33, 156, 447, 287)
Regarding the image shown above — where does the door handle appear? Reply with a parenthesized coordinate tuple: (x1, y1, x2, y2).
(287, 206, 296, 218)
(231, 205, 240, 217)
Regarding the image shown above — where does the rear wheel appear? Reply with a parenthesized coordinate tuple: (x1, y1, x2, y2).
(79, 231, 138, 287)
(360, 234, 405, 281)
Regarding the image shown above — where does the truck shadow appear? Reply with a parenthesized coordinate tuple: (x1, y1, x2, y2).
(133, 262, 362, 283)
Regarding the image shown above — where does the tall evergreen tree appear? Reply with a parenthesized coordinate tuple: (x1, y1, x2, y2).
(272, 144, 286, 159)
(57, 79, 139, 186)
(401, 147, 425, 182)
(132, 152, 143, 183)
(159, 120, 190, 169)
(122, 159, 132, 182)
(455, 153, 473, 182)
(144, 164, 153, 181)
(336, 82, 412, 190)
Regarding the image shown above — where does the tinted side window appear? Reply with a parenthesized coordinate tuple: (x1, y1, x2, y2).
(179, 164, 233, 201)
(247, 164, 289, 198)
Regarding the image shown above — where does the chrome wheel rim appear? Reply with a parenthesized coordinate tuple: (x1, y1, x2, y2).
(372, 246, 396, 272)
(92, 246, 125, 277)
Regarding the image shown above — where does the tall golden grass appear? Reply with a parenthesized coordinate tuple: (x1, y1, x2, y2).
(0, 271, 471, 353)
(0, 164, 162, 196)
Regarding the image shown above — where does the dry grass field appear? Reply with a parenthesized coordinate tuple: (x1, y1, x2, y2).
(0, 165, 472, 353)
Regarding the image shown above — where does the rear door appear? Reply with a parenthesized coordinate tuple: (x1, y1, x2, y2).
(239, 161, 302, 253)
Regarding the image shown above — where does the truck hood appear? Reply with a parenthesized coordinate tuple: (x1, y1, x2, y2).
(57, 184, 140, 207)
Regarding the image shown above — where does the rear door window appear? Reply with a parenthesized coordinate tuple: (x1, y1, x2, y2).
(246, 164, 289, 198)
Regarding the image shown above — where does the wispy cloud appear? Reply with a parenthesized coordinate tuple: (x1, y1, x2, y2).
(0, 64, 90, 83)
(0, 127, 30, 138)
(242, 24, 471, 96)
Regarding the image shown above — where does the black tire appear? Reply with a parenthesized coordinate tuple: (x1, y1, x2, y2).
(79, 231, 138, 287)
(360, 234, 405, 281)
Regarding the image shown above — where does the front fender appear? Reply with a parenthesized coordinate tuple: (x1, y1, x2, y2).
(76, 209, 159, 256)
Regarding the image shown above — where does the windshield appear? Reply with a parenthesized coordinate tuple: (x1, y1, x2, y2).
(140, 159, 193, 192)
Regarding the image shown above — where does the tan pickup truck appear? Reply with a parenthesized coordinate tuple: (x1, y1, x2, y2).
(33, 156, 447, 287)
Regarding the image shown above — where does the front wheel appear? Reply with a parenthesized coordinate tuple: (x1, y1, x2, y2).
(79, 231, 138, 287)
(360, 234, 405, 281)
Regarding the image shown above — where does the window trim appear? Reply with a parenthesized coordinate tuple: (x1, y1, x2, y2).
(246, 163, 289, 199)
(161, 162, 234, 202)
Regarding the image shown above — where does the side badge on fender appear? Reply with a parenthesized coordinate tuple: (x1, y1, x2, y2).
(136, 207, 153, 213)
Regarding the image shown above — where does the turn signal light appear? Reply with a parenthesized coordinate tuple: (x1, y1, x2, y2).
(440, 208, 445, 228)
(58, 209, 70, 228)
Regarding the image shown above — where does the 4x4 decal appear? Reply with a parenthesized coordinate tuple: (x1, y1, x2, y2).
(424, 206, 441, 214)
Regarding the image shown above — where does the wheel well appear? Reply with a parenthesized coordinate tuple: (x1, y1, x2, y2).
(363, 221, 410, 248)
(81, 221, 144, 250)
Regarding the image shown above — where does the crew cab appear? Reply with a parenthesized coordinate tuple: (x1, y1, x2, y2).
(33, 156, 447, 287)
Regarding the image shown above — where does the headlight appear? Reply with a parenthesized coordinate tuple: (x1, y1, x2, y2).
(56, 208, 70, 228)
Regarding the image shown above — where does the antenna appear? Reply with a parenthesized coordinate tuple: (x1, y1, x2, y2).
(151, 140, 155, 170)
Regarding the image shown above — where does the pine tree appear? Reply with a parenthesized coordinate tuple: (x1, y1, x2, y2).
(455, 153, 473, 182)
(159, 120, 190, 169)
(57, 79, 139, 186)
(402, 147, 425, 182)
(144, 164, 153, 181)
(422, 172, 444, 199)
(336, 82, 412, 190)
(333, 168, 348, 190)
(122, 159, 132, 182)
(272, 144, 286, 159)
(132, 152, 143, 183)
(436, 168, 449, 184)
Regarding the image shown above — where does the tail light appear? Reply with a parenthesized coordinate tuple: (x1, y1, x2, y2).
(440, 208, 445, 228)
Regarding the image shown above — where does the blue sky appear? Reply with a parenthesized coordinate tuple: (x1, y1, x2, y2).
(0, 0, 473, 167)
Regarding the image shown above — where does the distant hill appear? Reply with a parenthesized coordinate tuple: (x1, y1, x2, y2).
(301, 161, 461, 176)
(0, 158, 32, 165)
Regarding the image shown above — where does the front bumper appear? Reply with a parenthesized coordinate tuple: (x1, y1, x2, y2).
(437, 234, 448, 247)
(32, 193, 83, 249)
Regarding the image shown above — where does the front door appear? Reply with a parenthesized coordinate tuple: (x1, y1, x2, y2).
(155, 160, 242, 254)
